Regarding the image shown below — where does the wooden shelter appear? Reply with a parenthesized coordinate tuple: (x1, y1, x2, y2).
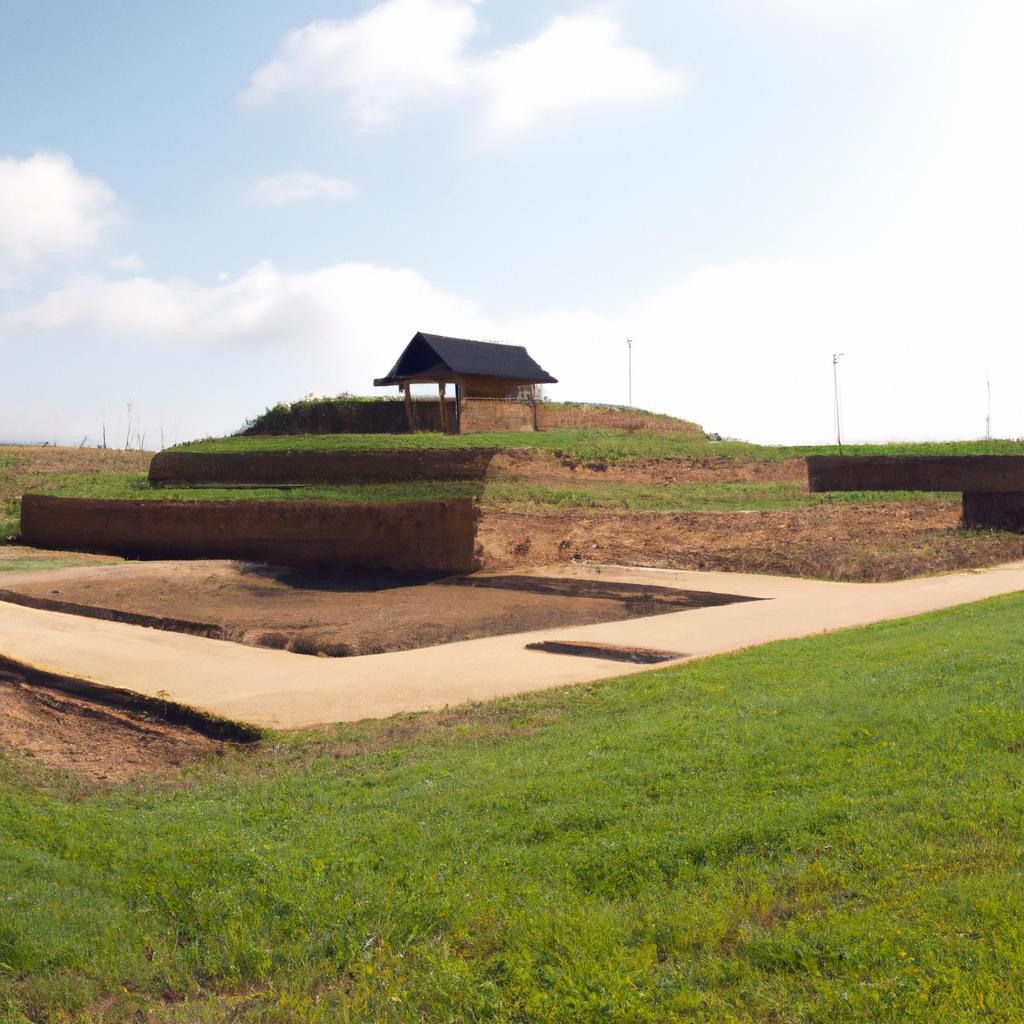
(374, 332, 558, 433)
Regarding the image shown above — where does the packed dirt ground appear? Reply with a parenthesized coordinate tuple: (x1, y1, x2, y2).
(478, 500, 1024, 581)
(0, 664, 226, 783)
(0, 560, 754, 657)
(486, 449, 809, 484)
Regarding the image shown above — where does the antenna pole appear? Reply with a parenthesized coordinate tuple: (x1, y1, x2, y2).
(626, 338, 633, 408)
(986, 371, 992, 440)
(832, 353, 846, 455)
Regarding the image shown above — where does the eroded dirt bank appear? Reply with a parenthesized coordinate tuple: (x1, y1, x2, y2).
(0, 667, 226, 783)
(478, 500, 1024, 581)
(486, 450, 809, 485)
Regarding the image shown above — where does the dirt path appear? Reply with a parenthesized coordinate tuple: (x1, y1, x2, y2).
(0, 666, 225, 782)
(2, 561, 1023, 730)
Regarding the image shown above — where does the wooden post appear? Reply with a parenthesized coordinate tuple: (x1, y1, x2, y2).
(454, 378, 462, 435)
(530, 384, 538, 431)
(402, 384, 413, 431)
(438, 382, 449, 433)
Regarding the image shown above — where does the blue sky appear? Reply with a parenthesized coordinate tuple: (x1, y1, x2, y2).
(1, 1, 1022, 445)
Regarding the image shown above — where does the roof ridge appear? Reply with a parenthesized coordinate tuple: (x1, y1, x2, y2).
(375, 333, 558, 386)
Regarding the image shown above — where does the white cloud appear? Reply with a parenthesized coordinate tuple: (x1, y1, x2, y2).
(732, 0, 921, 28)
(246, 171, 356, 205)
(475, 13, 686, 140)
(3, 261, 483, 348)
(109, 253, 144, 272)
(242, 2, 685, 140)
(0, 152, 117, 284)
(6, 230, 1024, 446)
(242, 0, 478, 127)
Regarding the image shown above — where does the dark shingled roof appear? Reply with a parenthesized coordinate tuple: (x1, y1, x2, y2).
(374, 332, 558, 386)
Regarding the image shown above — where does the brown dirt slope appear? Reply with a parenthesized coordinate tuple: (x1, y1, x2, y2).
(533, 404, 703, 434)
(487, 449, 807, 483)
(478, 500, 1024, 582)
(0, 666, 225, 783)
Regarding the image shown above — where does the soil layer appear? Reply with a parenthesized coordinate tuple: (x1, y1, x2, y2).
(486, 450, 808, 484)
(20, 494, 480, 574)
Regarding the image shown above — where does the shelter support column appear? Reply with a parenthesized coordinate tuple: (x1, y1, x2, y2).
(438, 382, 449, 433)
(530, 384, 538, 431)
(402, 384, 414, 430)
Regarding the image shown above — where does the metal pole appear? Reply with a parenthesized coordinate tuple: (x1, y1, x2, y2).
(832, 353, 845, 454)
(627, 338, 633, 407)
(986, 371, 992, 440)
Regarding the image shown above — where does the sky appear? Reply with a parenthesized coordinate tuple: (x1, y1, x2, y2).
(1, 0, 1022, 447)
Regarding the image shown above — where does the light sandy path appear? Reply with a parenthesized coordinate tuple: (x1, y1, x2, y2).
(2, 561, 1024, 730)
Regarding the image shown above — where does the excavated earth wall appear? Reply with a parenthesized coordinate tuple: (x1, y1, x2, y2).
(20, 494, 480, 573)
(149, 448, 501, 486)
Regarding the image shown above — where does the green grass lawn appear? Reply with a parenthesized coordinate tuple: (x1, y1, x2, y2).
(174, 429, 1024, 463)
(0, 556, 116, 574)
(482, 480, 958, 512)
(37, 473, 959, 513)
(34, 473, 483, 505)
(4, 595, 1024, 1022)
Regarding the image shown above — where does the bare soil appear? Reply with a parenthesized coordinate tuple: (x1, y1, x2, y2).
(0, 666, 225, 783)
(0, 560, 750, 658)
(0, 444, 152, 477)
(487, 449, 807, 484)
(477, 500, 1024, 582)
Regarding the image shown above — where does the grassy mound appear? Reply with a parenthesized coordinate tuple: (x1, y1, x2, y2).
(175, 429, 1024, 464)
(241, 396, 704, 438)
(4, 595, 1024, 1021)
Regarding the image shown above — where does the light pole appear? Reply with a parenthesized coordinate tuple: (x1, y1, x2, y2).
(986, 371, 992, 440)
(626, 338, 633, 408)
(832, 353, 846, 454)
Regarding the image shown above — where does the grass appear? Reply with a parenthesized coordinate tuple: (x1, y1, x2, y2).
(483, 480, 959, 512)
(0, 453, 21, 542)
(34, 474, 960, 513)
(3, 594, 1024, 1021)
(0, 557, 118, 574)
(34, 473, 482, 505)
(5, 435, 1013, 519)
(174, 429, 1024, 463)
(0, 447, 150, 544)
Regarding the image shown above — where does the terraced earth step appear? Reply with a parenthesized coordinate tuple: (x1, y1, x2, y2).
(149, 447, 501, 485)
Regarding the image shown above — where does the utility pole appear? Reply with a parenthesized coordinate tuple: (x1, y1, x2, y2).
(626, 338, 633, 408)
(832, 353, 846, 454)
